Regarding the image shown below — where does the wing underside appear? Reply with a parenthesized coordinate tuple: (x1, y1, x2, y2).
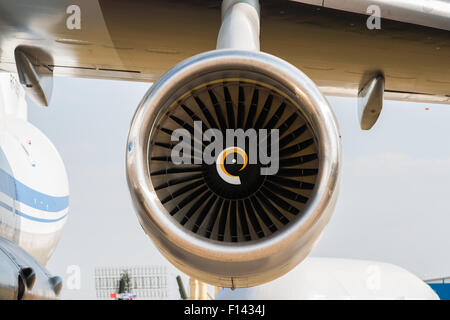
(0, 0, 448, 104)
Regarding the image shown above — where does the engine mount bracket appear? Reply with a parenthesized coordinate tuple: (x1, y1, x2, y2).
(358, 74, 385, 130)
(217, 0, 260, 51)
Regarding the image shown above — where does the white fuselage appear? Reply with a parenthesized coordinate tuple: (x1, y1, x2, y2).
(0, 73, 69, 265)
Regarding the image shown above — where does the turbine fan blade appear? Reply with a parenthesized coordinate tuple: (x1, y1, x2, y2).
(238, 200, 251, 241)
(266, 176, 314, 190)
(265, 102, 286, 130)
(250, 196, 277, 233)
(218, 200, 230, 241)
(264, 181, 308, 204)
(256, 192, 289, 224)
(277, 168, 319, 177)
(161, 180, 205, 204)
(245, 88, 258, 130)
(181, 191, 213, 225)
(260, 186, 300, 215)
(230, 201, 238, 242)
(170, 186, 208, 216)
(244, 198, 264, 239)
(192, 195, 218, 233)
(254, 94, 273, 129)
(194, 96, 219, 130)
(205, 198, 224, 239)
(279, 124, 307, 148)
(237, 85, 245, 129)
(279, 138, 315, 158)
(154, 173, 204, 191)
(224, 85, 236, 129)
(279, 153, 318, 167)
(151, 166, 204, 176)
(277, 113, 298, 136)
(208, 89, 227, 132)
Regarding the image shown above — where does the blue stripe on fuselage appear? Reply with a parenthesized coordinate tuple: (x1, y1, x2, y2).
(0, 200, 13, 212)
(0, 168, 69, 212)
(15, 209, 67, 223)
(0, 199, 67, 223)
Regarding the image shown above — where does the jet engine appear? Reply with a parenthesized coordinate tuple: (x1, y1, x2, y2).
(0, 237, 62, 300)
(126, 49, 341, 287)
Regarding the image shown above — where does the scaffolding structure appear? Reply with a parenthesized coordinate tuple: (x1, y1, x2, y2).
(94, 265, 169, 300)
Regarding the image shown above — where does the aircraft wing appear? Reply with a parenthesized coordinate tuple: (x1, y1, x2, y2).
(294, 0, 450, 31)
(0, 0, 449, 104)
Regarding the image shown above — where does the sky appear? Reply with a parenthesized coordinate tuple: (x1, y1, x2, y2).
(27, 76, 450, 299)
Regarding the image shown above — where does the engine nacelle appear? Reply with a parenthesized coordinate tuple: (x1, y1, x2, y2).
(0, 237, 62, 300)
(126, 50, 341, 287)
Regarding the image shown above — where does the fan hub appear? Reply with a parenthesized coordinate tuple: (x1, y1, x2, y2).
(204, 161, 266, 200)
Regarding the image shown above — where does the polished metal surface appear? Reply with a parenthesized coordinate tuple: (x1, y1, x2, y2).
(14, 45, 53, 106)
(126, 49, 341, 287)
(0, 237, 61, 300)
(217, 0, 260, 51)
(358, 74, 385, 130)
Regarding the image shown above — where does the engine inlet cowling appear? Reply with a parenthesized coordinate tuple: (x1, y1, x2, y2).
(126, 50, 341, 288)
